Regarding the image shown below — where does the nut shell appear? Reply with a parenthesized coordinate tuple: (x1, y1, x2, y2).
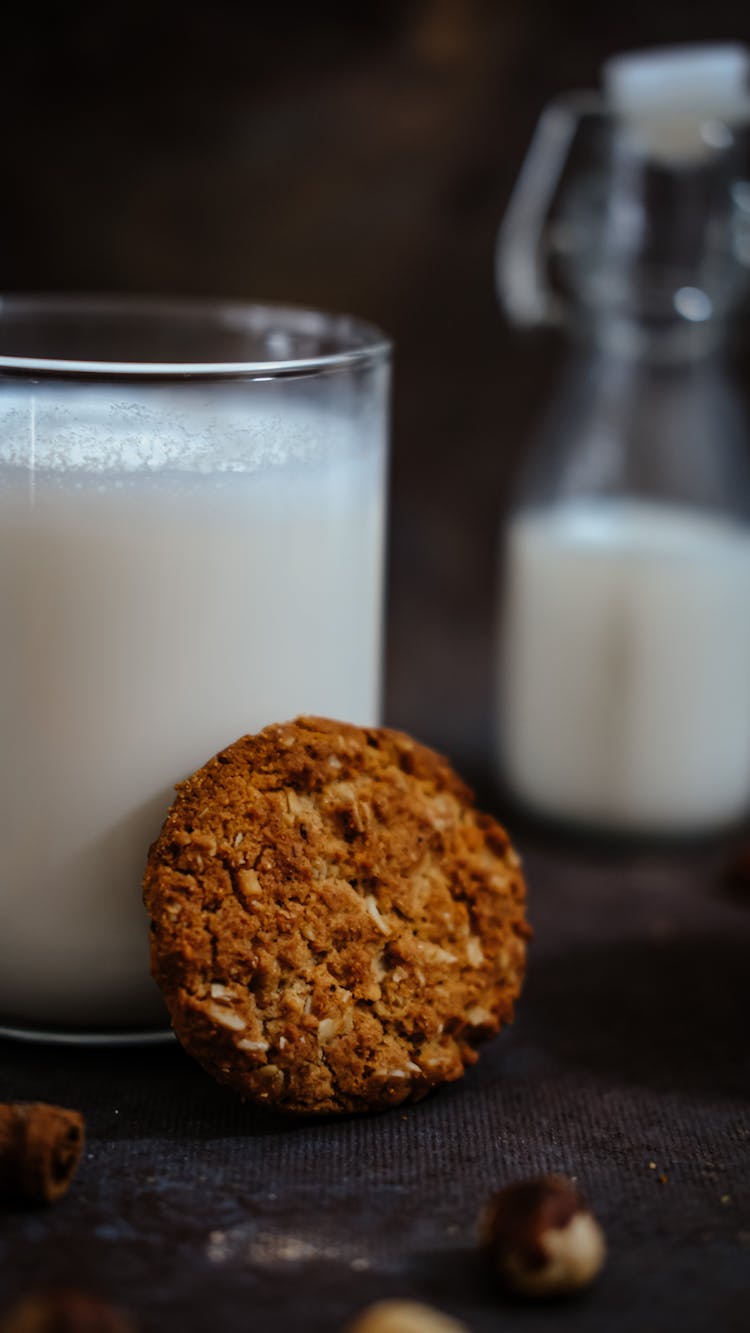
(346, 1301, 469, 1333)
(480, 1174, 606, 1297)
(0, 1291, 135, 1333)
(0, 1104, 84, 1204)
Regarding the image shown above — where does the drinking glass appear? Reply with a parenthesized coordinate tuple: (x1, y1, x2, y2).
(0, 296, 390, 1040)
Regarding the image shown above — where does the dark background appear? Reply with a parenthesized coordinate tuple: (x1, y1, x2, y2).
(3, 0, 750, 778)
(2, 12, 750, 1329)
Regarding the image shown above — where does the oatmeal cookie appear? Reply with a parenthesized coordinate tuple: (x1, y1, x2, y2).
(144, 716, 529, 1114)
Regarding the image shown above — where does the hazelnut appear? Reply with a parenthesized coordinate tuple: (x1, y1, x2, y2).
(480, 1174, 606, 1297)
(346, 1300, 469, 1333)
(0, 1290, 136, 1333)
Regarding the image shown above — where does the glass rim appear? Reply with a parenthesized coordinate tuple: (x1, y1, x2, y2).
(0, 293, 392, 379)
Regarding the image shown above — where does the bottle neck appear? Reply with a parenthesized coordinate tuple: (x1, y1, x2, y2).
(566, 309, 728, 364)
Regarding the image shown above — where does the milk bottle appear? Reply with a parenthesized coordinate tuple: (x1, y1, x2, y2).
(494, 45, 750, 834)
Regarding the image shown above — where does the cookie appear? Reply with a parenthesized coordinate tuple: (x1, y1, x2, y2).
(144, 716, 529, 1114)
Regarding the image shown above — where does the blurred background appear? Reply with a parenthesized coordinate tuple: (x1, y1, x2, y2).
(4, 0, 750, 786)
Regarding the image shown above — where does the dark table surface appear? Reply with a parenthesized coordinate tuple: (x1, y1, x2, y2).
(2, 840, 748, 1333)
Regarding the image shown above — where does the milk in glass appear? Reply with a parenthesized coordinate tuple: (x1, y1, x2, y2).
(0, 384, 386, 1029)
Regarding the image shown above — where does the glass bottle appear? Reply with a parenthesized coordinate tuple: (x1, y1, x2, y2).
(494, 45, 750, 836)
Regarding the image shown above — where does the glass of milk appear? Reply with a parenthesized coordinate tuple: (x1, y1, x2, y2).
(494, 45, 750, 837)
(0, 295, 390, 1040)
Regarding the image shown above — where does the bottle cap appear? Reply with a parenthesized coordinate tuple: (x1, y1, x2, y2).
(602, 43, 750, 160)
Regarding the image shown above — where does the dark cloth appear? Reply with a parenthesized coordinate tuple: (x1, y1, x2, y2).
(1, 844, 748, 1332)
